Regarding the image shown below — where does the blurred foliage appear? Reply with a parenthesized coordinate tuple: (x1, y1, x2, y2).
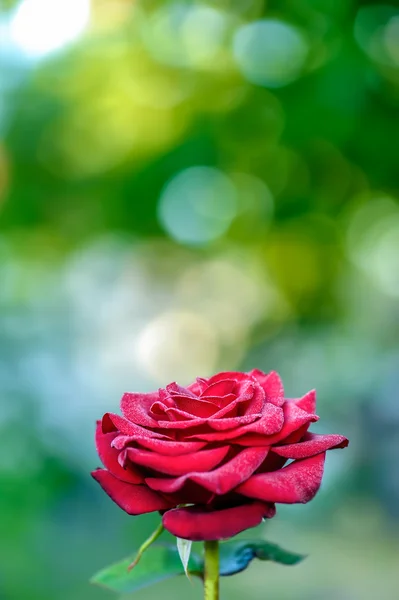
(0, 0, 399, 599)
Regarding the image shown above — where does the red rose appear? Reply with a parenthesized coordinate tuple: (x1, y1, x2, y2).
(92, 370, 348, 541)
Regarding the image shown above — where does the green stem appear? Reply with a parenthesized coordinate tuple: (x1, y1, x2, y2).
(127, 522, 164, 571)
(204, 541, 219, 600)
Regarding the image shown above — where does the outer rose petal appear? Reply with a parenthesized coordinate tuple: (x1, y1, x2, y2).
(103, 413, 169, 439)
(112, 436, 206, 456)
(123, 445, 230, 476)
(249, 370, 285, 407)
(236, 452, 326, 504)
(162, 502, 276, 541)
(95, 422, 143, 484)
(146, 447, 269, 495)
(120, 392, 159, 427)
(289, 390, 316, 414)
(233, 402, 318, 447)
(91, 469, 174, 514)
(272, 433, 349, 459)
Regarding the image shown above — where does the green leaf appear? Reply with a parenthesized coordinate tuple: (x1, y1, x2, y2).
(219, 540, 305, 576)
(91, 538, 305, 593)
(91, 543, 203, 594)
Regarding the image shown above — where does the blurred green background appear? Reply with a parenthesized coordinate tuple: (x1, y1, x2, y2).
(1, 0, 399, 599)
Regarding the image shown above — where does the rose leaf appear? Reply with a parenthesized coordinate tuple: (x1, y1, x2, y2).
(91, 543, 203, 594)
(219, 540, 305, 576)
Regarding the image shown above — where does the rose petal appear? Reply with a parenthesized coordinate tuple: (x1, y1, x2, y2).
(275, 423, 310, 445)
(149, 401, 171, 419)
(187, 377, 209, 395)
(120, 392, 160, 427)
(95, 422, 143, 483)
(208, 399, 238, 419)
(206, 371, 250, 386)
(236, 452, 326, 503)
(101, 413, 118, 433)
(167, 480, 216, 506)
(146, 447, 269, 495)
(233, 402, 318, 447)
(112, 436, 207, 456)
(158, 390, 263, 430)
(198, 394, 237, 410)
(263, 402, 318, 444)
(164, 406, 211, 421)
(162, 502, 276, 541)
(153, 413, 262, 430)
(249, 370, 285, 407)
(272, 433, 349, 459)
(152, 413, 210, 428)
(206, 413, 261, 431)
(123, 445, 230, 476)
(103, 413, 169, 438)
(201, 379, 237, 400)
(185, 403, 284, 441)
(289, 390, 316, 414)
(210, 381, 265, 419)
(173, 397, 220, 417)
(91, 469, 174, 514)
(157, 388, 176, 407)
(166, 382, 197, 398)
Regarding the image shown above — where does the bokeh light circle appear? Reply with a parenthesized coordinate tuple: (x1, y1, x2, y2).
(136, 311, 220, 384)
(233, 19, 309, 88)
(158, 166, 238, 245)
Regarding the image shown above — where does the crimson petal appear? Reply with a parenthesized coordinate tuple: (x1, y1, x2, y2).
(112, 436, 206, 456)
(201, 379, 237, 399)
(187, 377, 209, 395)
(207, 413, 262, 431)
(104, 413, 170, 439)
(236, 452, 326, 504)
(289, 390, 316, 414)
(234, 401, 318, 447)
(272, 433, 348, 459)
(206, 371, 250, 386)
(91, 469, 173, 514)
(162, 502, 276, 541)
(173, 397, 220, 417)
(154, 416, 208, 429)
(166, 382, 197, 398)
(95, 422, 143, 484)
(185, 404, 284, 441)
(210, 382, 264, 419)
(249, 370, 285, 407)
(146, 447, 269, 495)
(123, 445, 230, 476)
(120, 392, 160, 427)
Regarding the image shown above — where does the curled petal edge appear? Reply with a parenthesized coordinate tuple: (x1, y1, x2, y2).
(162, 501, 276, 541)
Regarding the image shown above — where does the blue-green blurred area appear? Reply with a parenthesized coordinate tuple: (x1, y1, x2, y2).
(1, 0, 399, 598)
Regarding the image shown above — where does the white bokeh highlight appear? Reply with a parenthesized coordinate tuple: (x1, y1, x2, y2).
(10, 0, 90, 58)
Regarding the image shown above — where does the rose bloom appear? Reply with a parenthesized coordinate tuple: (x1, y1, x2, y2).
(92, 370, 348, 541)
